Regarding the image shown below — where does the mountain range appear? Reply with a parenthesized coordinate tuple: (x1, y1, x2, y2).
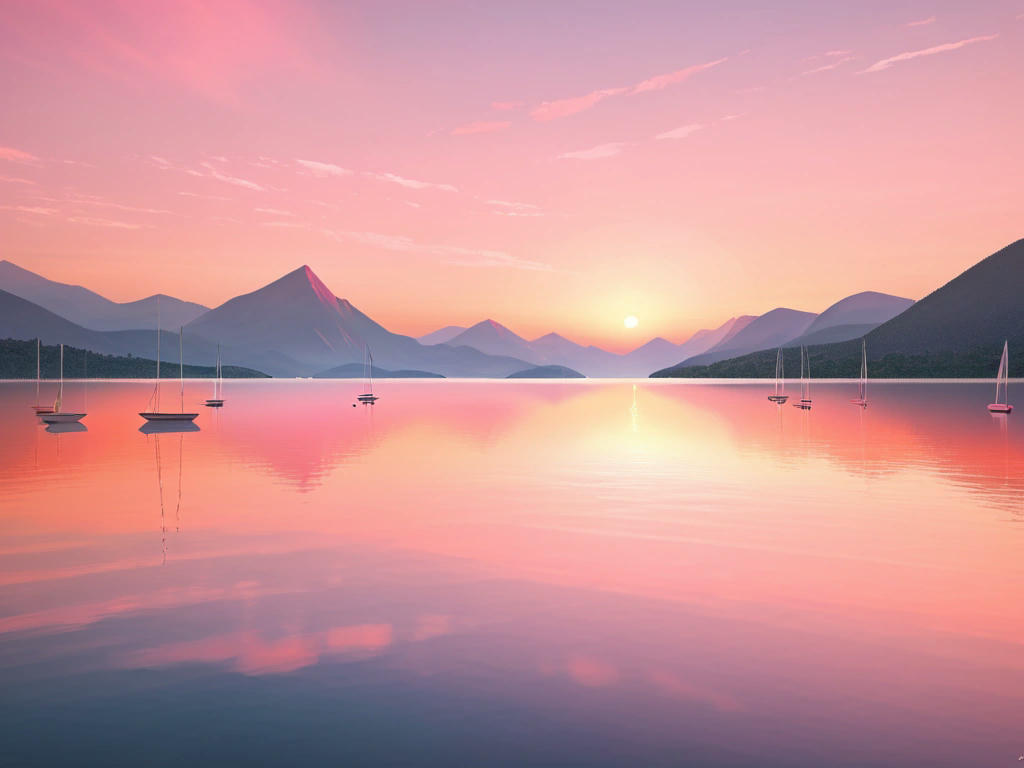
(654, 239, 1024, 378)
(1, 256, 920, 378)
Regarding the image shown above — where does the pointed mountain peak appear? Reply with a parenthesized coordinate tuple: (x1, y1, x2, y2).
(467, 318, 521, 338)
(264, 265, 338, 307)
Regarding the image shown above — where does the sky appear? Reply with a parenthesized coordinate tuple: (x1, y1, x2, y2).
(0, 0, 1022, 352)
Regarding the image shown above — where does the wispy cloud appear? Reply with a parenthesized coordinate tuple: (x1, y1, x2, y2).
(558, 142, 630, 160)
(255, 207, 294, 216)
(655, 123, 703, 140)
(491, 100, 525, 111)
(0, 175, 37, 185)
(0, 146, 38, 163)
(859, 34, 997, 73)
(631, 57, 728, 93)
(177, 191, 231, 200)
(296, 158, 352, 177)
(367, 172, 458, 192)
(801, 56, 855, 75)
(531, 57, 727, 121)
(485, 199, 543, 217)
(67, 216, 144, 229)
(451, 120, 511, 135)
(151, 156, 266, 191)
(326, 229, 551, 270)
(0, 204, 57, 215)
(906, 16, 936, 27)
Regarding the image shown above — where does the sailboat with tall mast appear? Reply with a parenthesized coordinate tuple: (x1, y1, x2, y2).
(140, 320, 198, 423)
(767, 347, 788, 403)
(850, 339, 868, 407)
(792, 346, 812, 409)
(204, 343, 225, 408)
(987, 340, 1013, 413)
(356, 345, 379, 404)
(40, 344, 86, 424)
(31, 338, 55, 414)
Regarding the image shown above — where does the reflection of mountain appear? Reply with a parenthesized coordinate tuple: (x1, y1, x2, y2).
(0, 260, 207, 330)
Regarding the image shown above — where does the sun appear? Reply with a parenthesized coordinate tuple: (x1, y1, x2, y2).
(623, 315, 639, 329)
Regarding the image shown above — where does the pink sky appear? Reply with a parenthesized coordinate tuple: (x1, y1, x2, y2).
(0, 0, 1021, 351)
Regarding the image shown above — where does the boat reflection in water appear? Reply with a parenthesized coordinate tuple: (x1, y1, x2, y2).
(139, 420, 201, 435)
(1, 380, 1023, 768)
(44, 421, 88, 434)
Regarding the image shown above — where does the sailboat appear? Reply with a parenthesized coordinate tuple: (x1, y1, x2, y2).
(31, 338, 55, 414)
(40, 344, 87, 424)
(767, 347, 789, 403)
(356, 345, 379, 404)
(850, 339, 868, 407)
(792, 346, 812, 409)
(140, 324, 198, 422)
(987, 340, 1013, 413)
(204, 343, 225, 407)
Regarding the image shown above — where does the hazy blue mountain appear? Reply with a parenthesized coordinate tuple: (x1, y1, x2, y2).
(507, 365, 585, 378)
(0, 260, 208, 331)
(184, 266, 532, 377)
(802, 291, 913, 337)
(784, 322, 880, 348)
(654, 239, 1024, 378)
(446, 320, 539, 362)
(418, 325, 467, 345)
(314, 363, 444, 378)
(621, 316, 755, 375)
(680, 308, 818, 367)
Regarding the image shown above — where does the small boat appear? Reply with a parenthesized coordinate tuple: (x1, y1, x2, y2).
(792, 346, 812, 409)
(31, 338, 55, 414)
(767, 347, 789, 403)
(204, 343, 225, 407)
(40, 344, 86, 424)
(987, 340, 1013, 413)
(850, 339, 868, 407)
(356, 345, 379, 404)
(140, 316, 198, 423)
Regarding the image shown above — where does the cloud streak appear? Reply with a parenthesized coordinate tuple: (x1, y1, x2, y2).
(0, 146, 38, 163)
(558, 142, 630, 160)
(328, 229, 551, 270)
(906, 16, 936, 27)
(531, 57, 727, 121)
(296, 158, 352, 177)
(451, 120, 511, 135)
(366, 172, 458, 192)
(859, 34, 997, 74)
(655, 123, 703, 140)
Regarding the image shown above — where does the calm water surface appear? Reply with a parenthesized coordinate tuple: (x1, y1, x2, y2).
(1, 379, 1022, 767)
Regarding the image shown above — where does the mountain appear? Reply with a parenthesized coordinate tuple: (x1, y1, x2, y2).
(865, 239, 1024, 356)
(446, 320, 538, 362)
(184, 266, 532, 377)
(801, 291, 913, 337)
(0, 260, 208, 330)
(619, 316, 756, 375)
(654, 239, 1024, 378)
(418, 325, 467, 345)
(507, 365, 584, 378)
(314, 363, 444, 378)
(0, 289, 119, 353)
(679, 308, 818, 367)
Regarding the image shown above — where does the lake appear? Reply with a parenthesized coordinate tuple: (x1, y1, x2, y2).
(1, 379, 1022, 767)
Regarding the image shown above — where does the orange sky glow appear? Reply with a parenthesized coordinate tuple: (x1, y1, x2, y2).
(1, 1, 1021, 351)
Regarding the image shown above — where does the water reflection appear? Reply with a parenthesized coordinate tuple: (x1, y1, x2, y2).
(44, 421, 87, 434)
(0, 380, 1023, 767)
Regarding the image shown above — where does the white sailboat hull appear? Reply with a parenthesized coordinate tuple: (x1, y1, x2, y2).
(140, 412, 199, 422)
(40, 412, 86, 424)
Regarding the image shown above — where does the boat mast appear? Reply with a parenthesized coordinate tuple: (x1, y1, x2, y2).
(368, 347, 374, 395)
(155, 296, 161, 411)
(55, 343, 64, 413)
(35, 338, 41, 406)
(179, 326, 185, 414)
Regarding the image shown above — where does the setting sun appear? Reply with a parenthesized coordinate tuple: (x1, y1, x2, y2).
(624, 315, 639, 329)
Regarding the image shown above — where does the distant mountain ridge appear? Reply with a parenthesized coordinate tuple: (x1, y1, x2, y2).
(0, 260, 208, 330)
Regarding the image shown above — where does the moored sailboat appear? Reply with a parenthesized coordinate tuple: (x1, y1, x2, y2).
(792, 346, 812, 409)
(850, 339, 868, 407)
(767, 347, 789, 403)
(356, 345, 379, 404)
(40, 344, 86, 424)
(140, 321, 198, 423)
(987, 340, 1013, 413)
(204, 343, 225, 407)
